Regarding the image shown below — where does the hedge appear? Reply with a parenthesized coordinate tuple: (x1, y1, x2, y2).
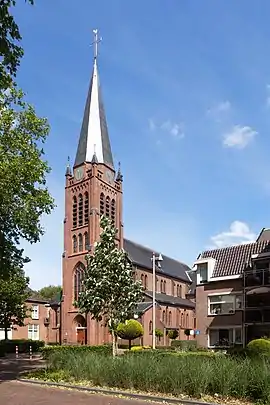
(0, 339, 45, 353)
(41, 344, 112, 359)
(171, 340, 197, 351)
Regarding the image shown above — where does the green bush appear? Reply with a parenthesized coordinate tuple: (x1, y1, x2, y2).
(41, 344, 112, 359)
(31, 349, 270, 403)
(171, 340, 197, 351)
(117, 320, 144, 349)
(247, 339, 270, 357)
(0, 339, 45, 353)
(167, 330, 179, 340)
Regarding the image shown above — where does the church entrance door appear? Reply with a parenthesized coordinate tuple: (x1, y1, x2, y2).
(76, 328, 86, 345)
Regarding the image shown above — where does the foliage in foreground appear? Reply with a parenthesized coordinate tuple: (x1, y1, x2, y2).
(76, 216, 143, 356)
(30, 350, 270, 403)
(116, 320, 144, 349)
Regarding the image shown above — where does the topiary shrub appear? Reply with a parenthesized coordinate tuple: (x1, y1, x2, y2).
(247, 338, 270, 358)
(116, 320, 144, 350)
(167, 329, 179, 340)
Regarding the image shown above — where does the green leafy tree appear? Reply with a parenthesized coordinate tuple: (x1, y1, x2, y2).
(0, 268, 29, 339)
(77, 216, 143, 356)
(37, 285, 62, 301)
(0, 0, 34, 90)
(117, 319, 144, 350)
(167, 329, 179, 340)
(155, 328, 164, 338)
(0, 86, 55, 277)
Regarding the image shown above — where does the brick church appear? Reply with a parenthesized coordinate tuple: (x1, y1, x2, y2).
(61, 32, 195, 346)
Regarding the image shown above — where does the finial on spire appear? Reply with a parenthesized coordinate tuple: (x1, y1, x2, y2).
(116, 161, 123, 182)
(65, 156, 72, 176)
(92, 29, 102, 60)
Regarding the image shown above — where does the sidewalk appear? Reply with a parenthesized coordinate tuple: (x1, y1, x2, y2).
(0, 354, 45, 381)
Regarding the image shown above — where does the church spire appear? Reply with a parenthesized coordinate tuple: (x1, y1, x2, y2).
(74, 29, 114, 169)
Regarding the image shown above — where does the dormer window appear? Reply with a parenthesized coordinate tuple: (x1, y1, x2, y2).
(198, 263, 208, 284)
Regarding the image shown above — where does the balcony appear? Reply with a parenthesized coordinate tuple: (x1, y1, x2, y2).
(244, 308, 270, 324)
(244, 265, 270, 289)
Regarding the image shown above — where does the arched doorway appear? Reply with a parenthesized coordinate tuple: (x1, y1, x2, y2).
(73, 314, 87, 345)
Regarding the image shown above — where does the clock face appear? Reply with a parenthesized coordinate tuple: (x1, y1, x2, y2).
(75, 167, 83, 181)
(105, 170, 114, 184)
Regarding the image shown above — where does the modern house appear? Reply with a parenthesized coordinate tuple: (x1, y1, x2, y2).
(193, 228, 270, 348)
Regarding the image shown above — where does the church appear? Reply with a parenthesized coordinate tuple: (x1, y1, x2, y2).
(61, 31, 195, 346)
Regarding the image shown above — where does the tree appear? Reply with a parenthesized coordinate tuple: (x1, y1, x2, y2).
(116, 319, 144, 350)
(77, 216, 143, 356)
(0, 267, 29, 340)
(0, 86, 55, 277)
(167, 329, 179, 340)
(0, 0, 34, 91)
(37, 285, 62, 301)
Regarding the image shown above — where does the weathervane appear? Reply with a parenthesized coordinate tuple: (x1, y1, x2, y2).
(92, 29, 102, 59)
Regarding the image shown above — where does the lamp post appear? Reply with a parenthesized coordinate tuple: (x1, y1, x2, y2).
(151, 252, 163, 349)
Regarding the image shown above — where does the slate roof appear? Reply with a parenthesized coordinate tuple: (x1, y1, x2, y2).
(137, 302, 153, 314)
(200, 240, 270, 278)
(124, 239, 191, 283)
(144, 291, 195, 309)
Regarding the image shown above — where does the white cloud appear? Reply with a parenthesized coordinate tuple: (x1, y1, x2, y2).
(148, 118, 184, 140)
(207, 101, 231, 119)
(223, 125, 257, 149)
(209, 221, 256, 249)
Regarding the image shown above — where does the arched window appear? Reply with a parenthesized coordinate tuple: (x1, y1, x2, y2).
(162, 310, 166, 324)
(179, 285, 182, 298)
(145, 274, 148, 289)
(84, 192, 89, 225)
(164, 280, 166, 294)
(78, 233, 83, 252)
(111, 199, 116, 224)
(149, 320, 153, 334)
(161, 280, 163, 293)
(105, 196, 110, 217)
(100, 193, 105, 215)
(176, 285, 179, 297)
(72, 196, 77, 228)
(181, 313, 184, 327)
(84, 232, 89, 251)
(186, 313, 189, 328)
(141, 274, 144, 287)
(73, 263, 85, 302)
(78, 194, 83, 226)
(168, 311, 172, 326)
(73, 235, 77, 253)
(176, 310, 180, 326)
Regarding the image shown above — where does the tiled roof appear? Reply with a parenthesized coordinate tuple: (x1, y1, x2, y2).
(200, 240, 270, 278)
(124, 239, 191, 283)
(145, 291, 195, 309)
(137, 302, 153, 314)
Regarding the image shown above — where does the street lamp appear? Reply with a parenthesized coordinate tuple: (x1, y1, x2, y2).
(151, 252, 163, 349)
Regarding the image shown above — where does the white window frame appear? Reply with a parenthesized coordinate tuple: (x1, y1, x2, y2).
(208, 293, 243, 316)
(31, 305, 39, 320)
(208, 327, 242, 348)
(197, 263, 208, 284)
(28, 324, 39, 340)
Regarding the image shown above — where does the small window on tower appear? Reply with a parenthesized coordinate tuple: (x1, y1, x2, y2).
(84, 232, 89, 251)
(73, 235, 77, 253)
(72, 196, 77, 228)
(100, 193, 105, 215)
(84, 192, 89, 225)
(78, 194, 83, 226)
(111, 199, 116, 225)
(78, 233, 83, 252)
(105, 196, 110, 217)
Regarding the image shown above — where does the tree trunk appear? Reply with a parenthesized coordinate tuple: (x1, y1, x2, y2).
(129, 339, 131, 350)
(111, 329, 117, 357)
(4, 324, 8, 340)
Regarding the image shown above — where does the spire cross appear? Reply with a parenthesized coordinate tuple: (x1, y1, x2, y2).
(92, 29, 102, 59)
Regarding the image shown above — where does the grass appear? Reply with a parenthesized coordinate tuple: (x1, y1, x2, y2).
(24, 349, 270, 404)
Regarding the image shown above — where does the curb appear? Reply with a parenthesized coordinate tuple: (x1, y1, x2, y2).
(18, 378, 222, 405)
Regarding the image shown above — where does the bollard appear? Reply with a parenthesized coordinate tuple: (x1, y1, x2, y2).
(15, 345, 18, 360)
(29, 345, 32, 360)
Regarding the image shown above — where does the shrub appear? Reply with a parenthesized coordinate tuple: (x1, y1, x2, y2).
(167, 330, 179, 340)
(117, 320, 144, 349)
(130, 346, 144, 352)
(155, 328, 163, 338)
(247, 339, 270, 357)
(0, 339, 45, 353)
(171, 340, 197, 351)
(41, 344, 112, 359)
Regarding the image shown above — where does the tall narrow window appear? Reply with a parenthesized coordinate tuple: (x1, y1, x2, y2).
(78, 194, 83, 226)
(84, 192, 89, 225)
(73, 235, 77, 253)
(149, 321, 153, 334)
(141, 274, 144, 287)
(100, 193, 105, 215)
(84, 232, 89, 251)
(177, 285, 179, 297)
(78, 233, 83, 252)
(145, 274, 148, 290)
(161, 280, 164, 293)
(176, 310, 180, 326)
(73, 263, 85, 302)
(181, 313, 184, 327)
(111, 199, 116, 224)
(164, 280, 166, 294)
(105, 196, 110, 217)
(186, 313, 189, 328)
(179, 285, 182, 298)
(72, 196, 77, 228)
(168, 311, 172, 326)
(162, 310, 166, 324)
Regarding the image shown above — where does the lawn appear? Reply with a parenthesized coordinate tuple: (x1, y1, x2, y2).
(25, 347, 270, 404)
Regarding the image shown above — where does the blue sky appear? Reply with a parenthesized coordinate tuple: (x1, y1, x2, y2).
(14, 0, 270, 289)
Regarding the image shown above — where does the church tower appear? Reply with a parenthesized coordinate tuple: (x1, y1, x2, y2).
(62, 30, 123, 345)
